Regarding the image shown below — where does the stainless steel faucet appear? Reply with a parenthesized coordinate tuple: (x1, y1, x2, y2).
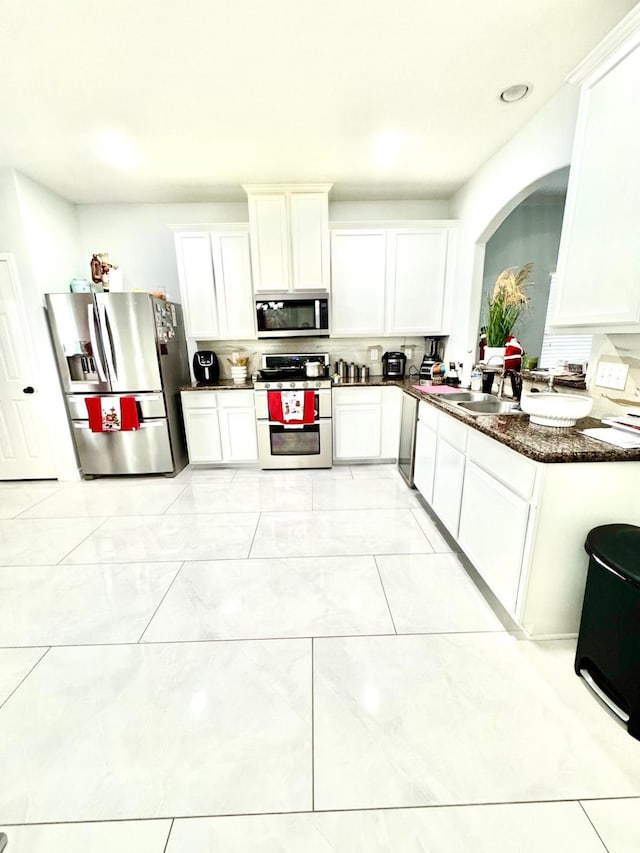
(500, 369, 523, 401)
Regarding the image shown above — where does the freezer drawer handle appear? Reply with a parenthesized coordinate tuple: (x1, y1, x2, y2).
(74, 420, 164, 430)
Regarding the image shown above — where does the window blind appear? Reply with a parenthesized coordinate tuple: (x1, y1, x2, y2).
(539, 274, 592, 369)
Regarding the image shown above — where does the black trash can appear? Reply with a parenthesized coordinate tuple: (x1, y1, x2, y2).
(575, 523, 640, 739)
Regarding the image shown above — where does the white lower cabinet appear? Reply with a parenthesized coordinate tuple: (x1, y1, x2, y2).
(181, 390, 257, 464)
(180, 392, 222, 463)
(458, 461, 530, 613)
(333, 385, 401, 462)
(412, 399, 640, 638)
(217, 392, 258, 462)
(430, 410, 467, 538)
(431, 437, 466, 537)
(413, 420, 437, 502)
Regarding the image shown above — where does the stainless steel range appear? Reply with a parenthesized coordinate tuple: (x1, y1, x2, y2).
(254, 353, 332, 469)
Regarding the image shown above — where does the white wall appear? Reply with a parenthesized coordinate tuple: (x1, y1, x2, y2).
(481, 190, 567, 359)
(0, 169, 81, 479)
(77, 202, 249, 301)
(447, 84, 581, 368)
(15, 172, 84, 292)
(329, 200, 450, 221)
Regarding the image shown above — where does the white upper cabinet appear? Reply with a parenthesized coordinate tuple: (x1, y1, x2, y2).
(290, 193, 330, 291)
(173, 228, 255, 340)
(330, 224, 456, 337)
(385, 229, 450, 335)
(174, 232, 219, 338)
(245, 194, 290, 293)
(210, 232, 256, 339)
(551, 20, 640, 332)
(244, 185, 331, 293)
(330, 230, 387, 336)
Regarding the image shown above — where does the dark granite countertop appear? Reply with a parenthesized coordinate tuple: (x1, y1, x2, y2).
(180, 381, 254, 391)
(180, 376, 640, 464)
(399, 380, 640, 464)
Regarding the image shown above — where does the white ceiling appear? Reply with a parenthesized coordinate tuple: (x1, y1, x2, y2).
(0, 0, 636, 204)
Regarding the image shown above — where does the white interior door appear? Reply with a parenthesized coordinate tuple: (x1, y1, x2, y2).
(0, 255, 55, 479)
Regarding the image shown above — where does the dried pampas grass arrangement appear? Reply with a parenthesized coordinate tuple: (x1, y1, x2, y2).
(486, 263, 533, 347)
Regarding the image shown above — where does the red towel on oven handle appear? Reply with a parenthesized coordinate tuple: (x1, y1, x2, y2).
(84, 396, 140, 432)
(267, 391, 284, 423)
(267, 390, 315, 425)
(300, 390, 315, 424)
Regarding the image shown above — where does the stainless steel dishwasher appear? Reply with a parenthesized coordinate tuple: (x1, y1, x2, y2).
(398, 392, 419, 486)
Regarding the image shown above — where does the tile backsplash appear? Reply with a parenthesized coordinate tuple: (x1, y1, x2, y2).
(195, 336, 427, 380)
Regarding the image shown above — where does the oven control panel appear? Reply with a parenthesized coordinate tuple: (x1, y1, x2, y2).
(261, 380, 326, 390)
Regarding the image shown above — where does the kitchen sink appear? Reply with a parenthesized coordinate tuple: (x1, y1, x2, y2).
(437, 391, 497, 402)
(456, 399, 524, 416)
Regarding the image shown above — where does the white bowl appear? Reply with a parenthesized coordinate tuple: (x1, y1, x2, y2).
(230, 365, 248, 384)
(520, 392, 593, 427)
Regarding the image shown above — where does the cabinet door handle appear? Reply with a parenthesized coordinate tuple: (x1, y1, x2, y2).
(22, 386, 35, 394)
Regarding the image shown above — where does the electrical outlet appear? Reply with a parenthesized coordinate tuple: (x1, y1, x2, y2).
(595, 361, 629, 390)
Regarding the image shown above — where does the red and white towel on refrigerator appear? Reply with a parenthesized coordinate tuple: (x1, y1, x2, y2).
(85, 397, 140, 432)
(267, 390, 315, 425)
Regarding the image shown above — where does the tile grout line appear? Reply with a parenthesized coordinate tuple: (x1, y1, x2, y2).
(159, 481, 191, 515)
(311, 636, 315, 812)
(3, 795, 636, 829)
(11, 487, 67, 519)
(162, 817, 175, 853)
(373, 555, 398, 635)
(246, 511, 262, 558)
(135, 561, 187, 643)
(0, 646, 51, 711)
(578, 800, 611, 853)
(54, 516, 111, 565)
(0, 627, 514, 653)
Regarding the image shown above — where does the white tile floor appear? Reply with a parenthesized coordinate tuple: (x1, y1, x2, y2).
(0, 464, 639, 852)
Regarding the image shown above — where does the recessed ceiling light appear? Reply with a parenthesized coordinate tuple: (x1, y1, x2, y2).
(499, 84, 530, 104)
(95, 130, 140, 170)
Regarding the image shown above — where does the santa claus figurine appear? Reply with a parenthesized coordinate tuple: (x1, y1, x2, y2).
(503, 335, 523, 372)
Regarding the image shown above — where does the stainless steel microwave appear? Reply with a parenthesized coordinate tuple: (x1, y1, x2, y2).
(255, 293, 330, 338)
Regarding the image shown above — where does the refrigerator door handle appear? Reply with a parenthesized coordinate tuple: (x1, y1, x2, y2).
(87, 304, 108, 382)
(98, 301, 119, 385)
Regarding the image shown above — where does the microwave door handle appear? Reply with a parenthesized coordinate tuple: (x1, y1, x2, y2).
(315, 300, 320, 329)
(98, 301, 118, 385)
(87, 304, 108, 382)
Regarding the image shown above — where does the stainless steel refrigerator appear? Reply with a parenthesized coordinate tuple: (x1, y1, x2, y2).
(45, 292, 189, 477)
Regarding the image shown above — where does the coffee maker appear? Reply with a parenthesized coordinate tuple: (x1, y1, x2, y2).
(382, 351, 407, 379)
(193, 351, 219, 385)
(419, 336, 445, 381)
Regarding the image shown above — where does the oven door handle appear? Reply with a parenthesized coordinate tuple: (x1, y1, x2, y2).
(267, 421, 309, 429)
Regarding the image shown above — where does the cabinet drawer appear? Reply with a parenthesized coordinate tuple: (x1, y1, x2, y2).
(418, 400, 438, 430)
(217, 389, 255, 408)
(333, 386, 382, 405)
(437, 411, 468, 452)
(467, 430, 536, 499)
(180, 391, 217, 410)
